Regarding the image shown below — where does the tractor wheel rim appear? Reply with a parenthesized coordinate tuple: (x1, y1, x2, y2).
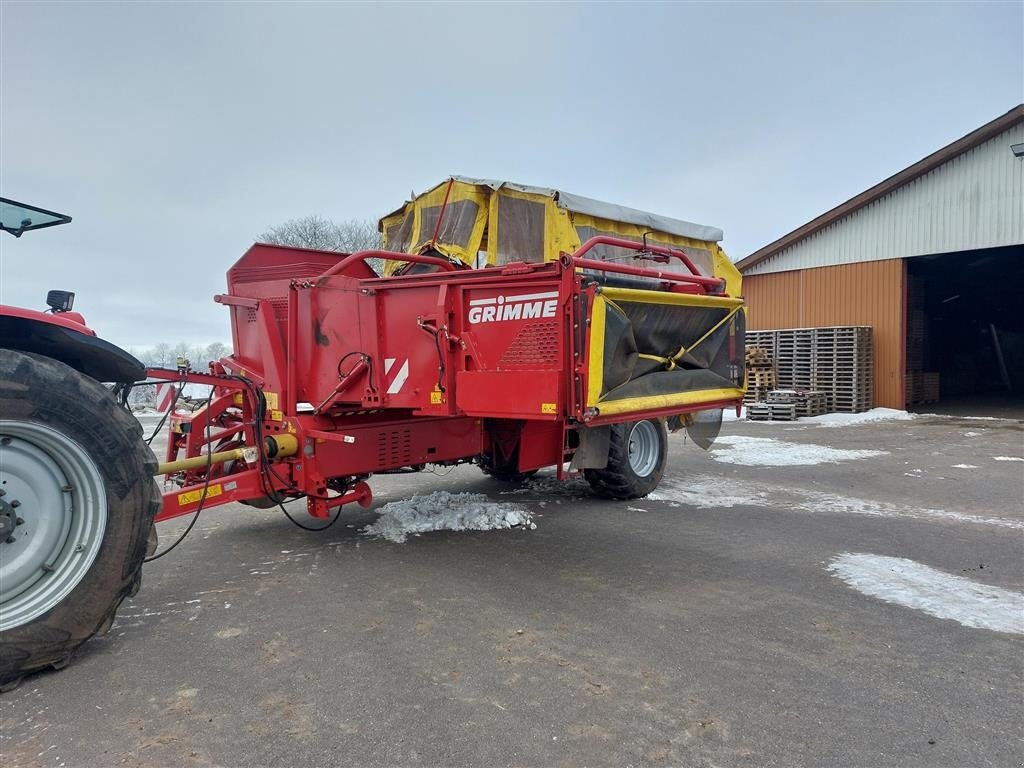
(0, 420, 107, 632)
(627, 421, 659, 478)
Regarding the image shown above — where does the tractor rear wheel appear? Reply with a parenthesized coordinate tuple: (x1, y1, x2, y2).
(0, 350, 160, 691)
(584, 419, 667, 500)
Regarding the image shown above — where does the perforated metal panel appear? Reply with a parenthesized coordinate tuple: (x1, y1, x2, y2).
(499, 320, 560, 369)
(266, 297, 288, 322)
(244, 298, 288, 324)
(377, 428, 412, 467)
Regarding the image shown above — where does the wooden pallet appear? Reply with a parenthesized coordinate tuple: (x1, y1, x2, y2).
(762, 389, 828, 417)
(745, 402, 798, 421)
(747, 370, 776, 389)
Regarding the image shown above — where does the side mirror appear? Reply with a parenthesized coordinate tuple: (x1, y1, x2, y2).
(46, 290, 75, 313)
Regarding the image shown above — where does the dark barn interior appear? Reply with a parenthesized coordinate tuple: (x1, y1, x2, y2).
(906, 244, 1024, 417)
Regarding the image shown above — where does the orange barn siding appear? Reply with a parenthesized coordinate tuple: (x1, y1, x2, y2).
(742, 259, 905, 409)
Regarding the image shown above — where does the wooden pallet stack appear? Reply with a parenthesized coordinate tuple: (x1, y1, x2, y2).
(767, 389, 828, 417)
(811, 326, 873, 413)
(906, 371, 940, 404)
(775, 329, 815, 392)
(904, 277, 939, 406)
(746, 402, 796, 421)
(744, 346, 776, 405)
(744, 326, 873, 413)
(746, 389, 828, 421)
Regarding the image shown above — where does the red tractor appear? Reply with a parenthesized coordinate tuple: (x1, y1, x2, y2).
(0, 180, 745, 689)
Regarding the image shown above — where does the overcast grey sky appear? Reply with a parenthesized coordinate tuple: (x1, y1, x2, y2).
(1, 1, 1021, 347)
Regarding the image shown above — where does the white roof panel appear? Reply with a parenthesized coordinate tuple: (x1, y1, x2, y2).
(439, 176, 724, 243)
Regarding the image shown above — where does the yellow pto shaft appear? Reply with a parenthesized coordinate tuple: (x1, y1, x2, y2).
(155, 434, 298, 475)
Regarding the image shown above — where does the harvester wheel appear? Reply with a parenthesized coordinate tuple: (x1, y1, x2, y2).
(0, 350, 160, 690)
(584, 419, 667, 500)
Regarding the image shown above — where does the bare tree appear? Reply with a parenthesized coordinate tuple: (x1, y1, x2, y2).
(151, 342, 173, 367)
(258, 216, 382, 253)
(205, 341, 230, 363)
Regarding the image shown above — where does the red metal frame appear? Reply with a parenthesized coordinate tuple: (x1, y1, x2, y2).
(150, 239, 742, 524)
(568, 236, 726, 292)
(319, 251, 459, 280)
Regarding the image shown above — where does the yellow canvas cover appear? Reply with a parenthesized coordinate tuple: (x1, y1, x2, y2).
(378, 176, 741, 296)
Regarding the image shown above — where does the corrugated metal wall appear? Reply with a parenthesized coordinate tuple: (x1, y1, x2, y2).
(743, 259, 905, 408)
(746, 123, 1024, 276)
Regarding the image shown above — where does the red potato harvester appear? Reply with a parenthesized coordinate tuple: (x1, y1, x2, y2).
(0, 179, 745, 688)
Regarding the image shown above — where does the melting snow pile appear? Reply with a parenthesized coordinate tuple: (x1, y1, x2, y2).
(361, 491, 535, 544)
(828, 553, 1024, 634)
(804, 408, 916, 428)
(649, 474, 1022, 529)
(709, 435, 887, 466)
(649, 476, 769, 508)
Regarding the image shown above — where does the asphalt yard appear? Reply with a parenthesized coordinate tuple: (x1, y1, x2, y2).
(2, 411, 1022, 767)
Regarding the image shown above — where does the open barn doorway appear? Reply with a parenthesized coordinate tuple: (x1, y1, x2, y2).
(905, 245, 1024, 418)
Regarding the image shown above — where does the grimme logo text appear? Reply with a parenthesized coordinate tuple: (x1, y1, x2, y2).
(467, 291, 558, 324)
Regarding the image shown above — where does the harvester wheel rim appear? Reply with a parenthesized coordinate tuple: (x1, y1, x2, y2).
(0, 420, 107, 632)
(626, 420, 660, 478)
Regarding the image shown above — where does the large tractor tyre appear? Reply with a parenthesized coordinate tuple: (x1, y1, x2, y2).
(0, 350, 161, 691)
(584, 419, 668, 500)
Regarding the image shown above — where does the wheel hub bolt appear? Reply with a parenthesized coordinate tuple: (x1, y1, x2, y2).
(0, 499, 15, 539)
(10, 500, 20, 508)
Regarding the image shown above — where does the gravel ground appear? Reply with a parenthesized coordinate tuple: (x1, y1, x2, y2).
(2, 411, 1022, 768)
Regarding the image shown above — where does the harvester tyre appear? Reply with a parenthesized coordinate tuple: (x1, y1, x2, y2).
(584, 419, 667, 500)
(0, 350, 160, 691)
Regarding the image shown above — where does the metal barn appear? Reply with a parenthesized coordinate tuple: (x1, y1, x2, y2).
(737, 106, 1024, 415)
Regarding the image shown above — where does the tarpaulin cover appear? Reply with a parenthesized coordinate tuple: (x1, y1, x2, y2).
(588, 288, 745, 415)
(377, 177, 742, 296)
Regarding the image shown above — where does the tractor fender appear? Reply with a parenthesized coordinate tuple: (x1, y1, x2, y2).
(0, 306, 145, 383)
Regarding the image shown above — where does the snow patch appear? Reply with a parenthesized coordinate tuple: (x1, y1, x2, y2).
(828, 553, 1024, 634)
(649, 476, 769, 508)
(709, 435, 887, 466)
(795, 491, 1023, 530)
(993, 456, 1023, 462)
(648, 475, 1022, 530)
(803, 408, 916, 428)
(952, 464, 979, 469)
(362, 491, 534, 544)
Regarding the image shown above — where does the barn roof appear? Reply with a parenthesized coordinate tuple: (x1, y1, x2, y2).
(736, 104, 1024, 273)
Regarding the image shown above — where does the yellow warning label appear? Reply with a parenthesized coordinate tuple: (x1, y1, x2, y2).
(233, 393, 243, 406)
(541, 402, 557, 414)
(430, 389, 444, 404)
(264, 391, 279, 410)
(178, 484, 223, 506)
(269, 409, 284, 422)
